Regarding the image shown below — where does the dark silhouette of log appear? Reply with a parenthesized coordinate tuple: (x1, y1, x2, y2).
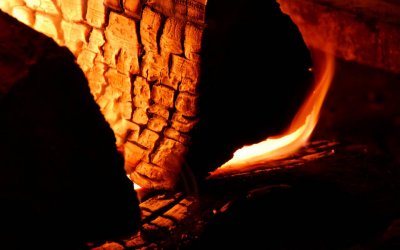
(0, 11, 141, 249)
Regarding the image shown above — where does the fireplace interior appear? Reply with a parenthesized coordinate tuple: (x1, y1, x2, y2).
(1, 0, 400, 249)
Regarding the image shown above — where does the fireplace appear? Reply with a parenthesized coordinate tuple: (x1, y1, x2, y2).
(1, 0, 400, 249)
(0, 0, 339, 191)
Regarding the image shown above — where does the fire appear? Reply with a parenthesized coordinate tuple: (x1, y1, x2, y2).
(133, 182, 142, 191)
(210, 49, 335, 177)
(1, 0, 334, 187)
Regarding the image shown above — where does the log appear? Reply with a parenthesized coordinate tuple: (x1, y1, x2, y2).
(89, 139, 400, 249)
(0, 11, 141, 249)
(277, 0, 400, 74)
(1, 0, 208, 192)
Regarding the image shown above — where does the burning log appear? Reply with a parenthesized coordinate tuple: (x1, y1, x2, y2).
(89, 138, 400, 249)
(208, 140, 338, 180)
(0, 0, 208, 191)
(0, 11, 141, 249)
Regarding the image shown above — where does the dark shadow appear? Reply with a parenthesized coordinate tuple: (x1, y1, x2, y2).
(186, 0, 314, 183)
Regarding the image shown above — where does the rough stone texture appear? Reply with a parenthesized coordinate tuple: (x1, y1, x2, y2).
(33, 12, 61, 42)
(86, 0, 106, 28)
(184, 23, 203, 61)
(151, 138, 188, 175)
(60, 0, 84, 22)
(132, 76, 150, 108)
(11, 6, 34, 26)
(151, 84, 175, 108)
(140, 7, 162, 51)
(61, 20, 90, 54)
(175, 92, 198, 116)
(146, 0, 207, 25)
(123, 0, 143, 19)
(130, 162, 178, 190)
(104, 0, 123, 12)
(0, 0, 206, 191)
(277, 0, 400, 74)
(164, 128, 190, 145)
(124, 142, 150, 169)
(148, 116, 168, 132)
(0, 10, 141, 249)
(160, 17, 185, 56)
(26, 0, 59, 15)
(104, 12, 140, 75)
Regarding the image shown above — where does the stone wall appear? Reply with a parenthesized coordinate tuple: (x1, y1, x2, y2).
(0, 0, 207, 190)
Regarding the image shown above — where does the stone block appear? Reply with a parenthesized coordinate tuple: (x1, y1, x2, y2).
(140, 7, 162, 51)
(124, 141, 150, 172)
(104, 12, 140, 75)
(61, 0, 83, 22)
(105, 68, 132, 91)
(86, 0, 106, 28)
(86, 28, 105, 54)
(130, 161, 177, 190)
(104, 0, 123, 12)
(151, 138, 187, 174)
(147, 116, 168, 132)
(171, 112, 198, 133)
(148, 104, 170, 120)
(184, 23, 203, 60)
(123, 0, 142, 19)
(138, 128, 160, 149)
(164, 128, 190, 145)
(11, 6, 34, 26)
(61, 21, 90, 55)
(141, 51, 166, 81)
(160, 17, 184, 55)
(175, 92, 197, 117)
(133, 76, 151, 108)
(132, 107, 149, 125)
(151, 84, 175, 108)
(33, 13, 60, 43)
(26, 0, 59, 15)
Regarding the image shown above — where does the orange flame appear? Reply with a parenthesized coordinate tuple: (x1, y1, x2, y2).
(210, 49, 335, 177)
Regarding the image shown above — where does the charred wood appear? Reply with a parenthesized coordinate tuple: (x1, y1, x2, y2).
(92, 140, 400, 249)
(0, 11, 141, 249)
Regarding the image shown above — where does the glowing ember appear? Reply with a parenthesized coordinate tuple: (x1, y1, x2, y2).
(133, 183, 142, 191)
(126, 174, 142, 190)
(211, 49, 335, 177)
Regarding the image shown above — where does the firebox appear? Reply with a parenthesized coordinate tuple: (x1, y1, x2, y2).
(1, 0, 400, 249)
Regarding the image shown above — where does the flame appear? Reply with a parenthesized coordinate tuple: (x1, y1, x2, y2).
(127, 174, 143, 191)
(133, 182, 142, 191)
(210, 49, 335, 177)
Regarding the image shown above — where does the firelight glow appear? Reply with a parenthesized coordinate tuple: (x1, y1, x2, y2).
(210, 50, 335, 177)
(133, 182, 142, 191)
(127, 174, 143, 190)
